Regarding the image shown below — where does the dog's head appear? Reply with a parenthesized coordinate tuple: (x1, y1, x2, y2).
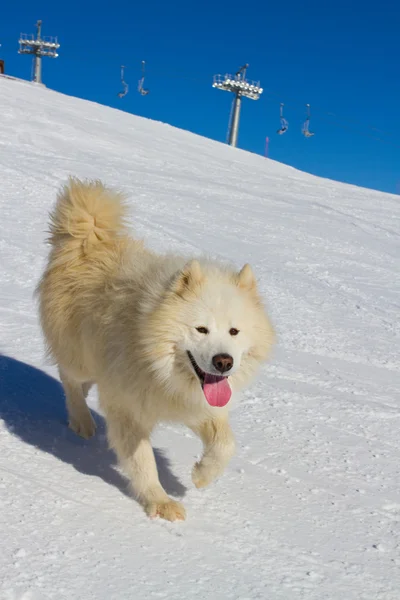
(143, 260, 274, 408)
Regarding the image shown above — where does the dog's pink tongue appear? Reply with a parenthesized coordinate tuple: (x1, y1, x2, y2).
(203, 374, 232, 407)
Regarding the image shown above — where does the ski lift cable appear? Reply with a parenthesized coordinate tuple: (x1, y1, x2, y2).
(262, 87, 396, 141)
(264, 92, 400, 148)
(114, 61, 399, 147)
(142, 67, 206, 84)
(145, 64, 396, 141)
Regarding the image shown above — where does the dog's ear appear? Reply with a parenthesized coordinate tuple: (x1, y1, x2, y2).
(236, 263, 257, 292)
(172, 260, 203, 296)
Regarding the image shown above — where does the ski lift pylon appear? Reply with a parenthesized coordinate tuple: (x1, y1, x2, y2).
(277, 102, 288, 135)
(138, 60, 150, 96)
(117, 64, 129, 98)
(302, 103, 315, 137)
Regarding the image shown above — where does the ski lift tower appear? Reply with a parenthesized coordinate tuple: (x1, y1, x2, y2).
(213, 64, 263, 148)
(18, 20, 60, 84)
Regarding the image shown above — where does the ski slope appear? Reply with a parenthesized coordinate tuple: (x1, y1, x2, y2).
(0, 76, 399, 600)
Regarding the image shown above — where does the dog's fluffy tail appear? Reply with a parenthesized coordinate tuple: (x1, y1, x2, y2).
(48, 178, 128, 255)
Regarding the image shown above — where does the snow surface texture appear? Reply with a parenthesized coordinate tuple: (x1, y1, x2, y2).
(0, 76, 399, 600)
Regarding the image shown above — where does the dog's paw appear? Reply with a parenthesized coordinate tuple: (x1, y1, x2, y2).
(145, 499, 186, 522)
(192, 461, 216, 489)
(68, 413, 97, 439)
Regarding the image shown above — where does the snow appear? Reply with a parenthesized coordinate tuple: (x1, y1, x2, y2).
(0, 75, 399, 600)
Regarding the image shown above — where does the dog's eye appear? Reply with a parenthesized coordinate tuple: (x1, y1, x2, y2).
(229, 328, 239, 336)
(196, 326, 209, 334)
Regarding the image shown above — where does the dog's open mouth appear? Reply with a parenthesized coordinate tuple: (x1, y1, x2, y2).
(187, 351, 232, 407)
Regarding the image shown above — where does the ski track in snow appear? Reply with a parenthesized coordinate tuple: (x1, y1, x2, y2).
(0, 76, 399, 600)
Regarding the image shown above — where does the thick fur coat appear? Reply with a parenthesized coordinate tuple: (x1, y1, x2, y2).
(37, 178, 275, 520)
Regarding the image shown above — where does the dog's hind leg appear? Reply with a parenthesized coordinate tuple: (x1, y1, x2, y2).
(59, 369, 96, 439)
(104, 407, 186, 522)
(191, 417, 236, 489)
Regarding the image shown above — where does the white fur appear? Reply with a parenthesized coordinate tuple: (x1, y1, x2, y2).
(37, 178, 275, 521)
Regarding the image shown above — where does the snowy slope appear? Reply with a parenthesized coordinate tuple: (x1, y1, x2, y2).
(0, 76, 400, 600)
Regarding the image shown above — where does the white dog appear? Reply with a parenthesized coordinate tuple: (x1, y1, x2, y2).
(37, 178, 275, 521)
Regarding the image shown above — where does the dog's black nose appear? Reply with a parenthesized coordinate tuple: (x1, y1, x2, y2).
(212, 353, 234, 374)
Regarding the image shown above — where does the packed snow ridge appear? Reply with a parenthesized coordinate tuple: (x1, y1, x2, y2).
(0, 75, 399, 600)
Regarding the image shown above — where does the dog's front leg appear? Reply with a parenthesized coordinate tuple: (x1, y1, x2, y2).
(105, 408, 186, 521)
(191, 417, 236, 488)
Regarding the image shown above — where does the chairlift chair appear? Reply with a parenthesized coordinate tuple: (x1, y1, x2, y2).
(138, 60, 150, 96)
(277, 102, 289, 135)
(302, 103, 315, 137)
(117, 65, 129, 98)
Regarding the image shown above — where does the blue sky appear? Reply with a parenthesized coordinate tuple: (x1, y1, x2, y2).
(2, 0, 399, 194)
